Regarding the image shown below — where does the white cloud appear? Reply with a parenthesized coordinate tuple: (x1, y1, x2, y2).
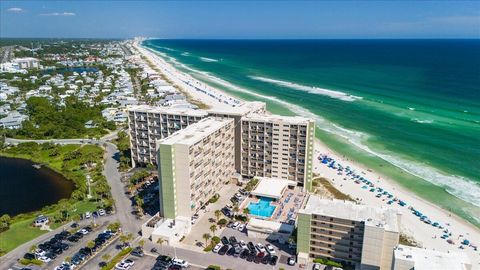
(7, 7, 24, 13)
(40, 12, 76, 17)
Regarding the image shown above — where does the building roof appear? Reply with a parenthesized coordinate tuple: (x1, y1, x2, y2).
(158, 117, 233, 146)
(393, 245, 472, 270)
(300, 196, 400, 232)
(247, 218, 295, 234)
(207, 101, 266, 116)
(127, 104, 207, 117)
(250, 177, 297, 199)
(243, 112, 312, 125)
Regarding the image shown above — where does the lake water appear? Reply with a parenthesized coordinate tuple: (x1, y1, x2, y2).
(0, 156, 75, 216)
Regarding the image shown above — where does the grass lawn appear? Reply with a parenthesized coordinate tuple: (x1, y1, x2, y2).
(0, 217, 45, 253)
(0, 200, 99, 253)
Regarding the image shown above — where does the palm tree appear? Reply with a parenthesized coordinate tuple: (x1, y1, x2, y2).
(138, 239, 145, 247)
(243, 208, 250, 215)
(233, 205, 239, 219)
(202, 233, 211, 247)
(209, 225, 217, 236)
(214, 210, 221, 222)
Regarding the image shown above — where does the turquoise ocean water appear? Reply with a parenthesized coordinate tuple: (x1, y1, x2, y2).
(143, 39, 480, 227)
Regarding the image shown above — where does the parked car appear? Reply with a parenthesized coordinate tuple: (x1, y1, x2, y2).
(38, 256, 52, 263)
(221, 236, 229, 245)
(131, 247, 144, 257)
(98, 209, 106, 216)
(266, 244, 276, 255)
(238, 223, 245, 231)
(232, 222, 240, 229)
(288, 257, 296, 266)
(313, 263, 321, 270)
(172, 258, 189, 268)
(218, 245, 229, 255)
(213, 243, 223, 253)
(23, 253, 36, 260)
(85, 212, 91, 219)
(270, 255, 278, 266)
(255, 243, 266, 253)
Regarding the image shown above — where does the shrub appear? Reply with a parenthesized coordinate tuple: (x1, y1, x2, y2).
(207, 265, 221, 270)
(208, 194, 220, 204)
(102, 247, 132, 270)
(211, 236, 220, 244)
(313, 258, 343, 268)
(217, 218, 227, 226)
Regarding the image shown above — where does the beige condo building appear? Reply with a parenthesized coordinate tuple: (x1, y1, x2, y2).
(127, 105, 207, 166)
(156, 117, 235, 219)
(297, 196, 401, 270)
(240, 114, 315, 191)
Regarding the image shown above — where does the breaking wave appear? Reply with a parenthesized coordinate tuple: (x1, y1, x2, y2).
(249, 75, 362, 102)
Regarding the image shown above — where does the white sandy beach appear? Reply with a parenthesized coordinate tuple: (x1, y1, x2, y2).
(133, 40, 480, 267)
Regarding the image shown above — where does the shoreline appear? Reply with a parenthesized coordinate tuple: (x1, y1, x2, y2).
(134, 40, 480, 265)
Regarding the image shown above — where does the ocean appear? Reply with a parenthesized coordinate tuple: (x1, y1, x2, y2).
(143, 39, 480, 227)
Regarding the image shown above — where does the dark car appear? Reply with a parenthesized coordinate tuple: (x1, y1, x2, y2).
(262, 254, 271, 264)
(254, 254, 263, 264)
(229, 236, 237, 245)
(218, 245, 229, 255)
(46, 252, 57, 259)
(99, 261, 107, 267)
(23, 253, 35, 260)
(247, 242, 256, 253)
(240, 249, 249, 259)
(131, 247, 144, 257)
(221, 236, 229, 245)
(269, 255, 278, 266)
(246, 252, 255, 262)
(227, 246, 236, 256)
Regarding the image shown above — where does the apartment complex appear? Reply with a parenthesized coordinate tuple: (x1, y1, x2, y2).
(157, 117, 235, 219)
(240, 114, 315, 191)
(128, 102, 265, 167)
(128, 105, 207, 166)
(297, 196, 401, 270)
(208, 101, 266, 172)
(392, 245, 472, 270)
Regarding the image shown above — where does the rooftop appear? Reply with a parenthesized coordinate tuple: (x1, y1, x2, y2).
(393, 245, 472, 270)
(127, 104, 208, 117)
(158, 117, 233, 146)
(243, 112, 312, 125)
(251, 177, 297, 200)
(300, 196, 400, 232)
(207, 101, 266, 116)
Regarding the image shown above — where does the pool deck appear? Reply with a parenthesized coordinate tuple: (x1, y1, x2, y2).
(241, 186, 306, 222)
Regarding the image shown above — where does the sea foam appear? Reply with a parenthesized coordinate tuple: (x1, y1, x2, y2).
(199, 57, 219, 62)
(249, 76, 362, 102)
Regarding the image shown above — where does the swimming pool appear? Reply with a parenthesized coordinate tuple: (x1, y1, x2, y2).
(248, 197, 276, 218)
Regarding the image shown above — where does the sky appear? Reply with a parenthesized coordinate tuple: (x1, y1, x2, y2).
(1, 1, 479, 39)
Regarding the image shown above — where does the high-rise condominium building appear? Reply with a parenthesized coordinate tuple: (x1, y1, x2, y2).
(157, 117, 235, 219)
(127, 105, 207, 166)
(392, 245, 472, 270)
(297, 196, 401, 270)
(240, 114, 315, 191)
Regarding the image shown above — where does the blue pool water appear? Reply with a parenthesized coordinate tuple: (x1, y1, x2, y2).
(248, 197, 276, 218)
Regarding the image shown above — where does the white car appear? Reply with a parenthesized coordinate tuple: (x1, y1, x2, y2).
(313, 263, 321, 270)
(238, 223, 245, 231)
(78, 228, 89, 235)
(115, 259, 135, 270)
(213, 243, 223, 253)
(232, 222, 240, 229)
(256, 243, 266, 253)
(85, 212, 91, 219)
(35, 249, 47, 257)
(172, 258, 189, 268)
(266, 244, 276, 255)
(239, 240, 248, 250)
(98, 209, 106, 216)
(38, 256, 52, 263)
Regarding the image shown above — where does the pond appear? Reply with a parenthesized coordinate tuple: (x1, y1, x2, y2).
(0, 156, 75, 216)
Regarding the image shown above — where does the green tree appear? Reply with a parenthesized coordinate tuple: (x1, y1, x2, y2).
(102, 253, 111, 262)
(202, 233, 211, 247)
(214, 210, 221, 222)
(209, 225, 217, 236)
(243, 208, 250, 215)
(0, 214, 11, 232)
